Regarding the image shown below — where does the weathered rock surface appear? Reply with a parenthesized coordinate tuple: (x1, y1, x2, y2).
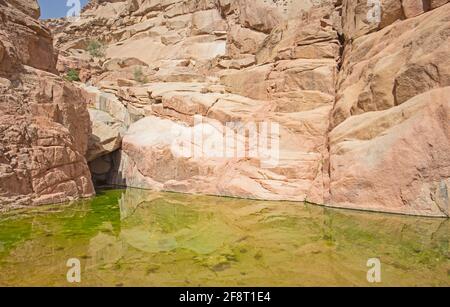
(332, 4, 450, 128)
(42, 0, 449, 216)
(329, 4, 450, 217)
(0, 0, 94, 210)
(341, 0, 449, 40)
(329, 88, 450, 217)
(87, 108, 126, 162)
(53, 0, 340, 205)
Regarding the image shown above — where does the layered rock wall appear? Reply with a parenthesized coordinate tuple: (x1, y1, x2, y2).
(329, 5, 450, 216)
(0, 0, 95, 210)
(33, 0, 450, 216)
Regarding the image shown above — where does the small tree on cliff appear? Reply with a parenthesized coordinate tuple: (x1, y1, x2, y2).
(86, 40, 105, 58)
(65, 69, 80, 82)
(133, 67, 148, 84)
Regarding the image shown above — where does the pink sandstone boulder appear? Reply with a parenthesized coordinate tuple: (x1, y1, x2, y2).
(0, 0, 94, 210)
(329, 88, 449, 217)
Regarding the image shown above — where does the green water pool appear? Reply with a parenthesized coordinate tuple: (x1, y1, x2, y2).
(0, 188, 448, 286)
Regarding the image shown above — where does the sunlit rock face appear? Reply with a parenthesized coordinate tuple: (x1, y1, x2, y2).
(41, 0, 450, 216)
(329, 88, 450, 217)
(341, 0, 450, 40)
(50, 0, 341, 205)
(328, 6, 450, 217)
(0, 0, 94, 210)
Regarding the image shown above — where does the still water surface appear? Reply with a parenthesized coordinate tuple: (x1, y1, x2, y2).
(0, 188, 448, 286)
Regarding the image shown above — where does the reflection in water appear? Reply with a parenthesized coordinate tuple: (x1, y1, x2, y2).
(0, 188, 448, 286)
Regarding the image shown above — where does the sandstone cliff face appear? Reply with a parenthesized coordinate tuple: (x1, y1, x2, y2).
(0, 0, 95, 210)
(329, 5, 450, 216)
(49, 0, 341, 205)
(46, 0, 449, 217)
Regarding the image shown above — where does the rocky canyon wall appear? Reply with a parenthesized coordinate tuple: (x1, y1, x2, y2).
(51, 0, 344, 206)
(0, 0, 95, 210)
(53, 0, 449, 217)
(1, 0, 448, 217)
(330, 1, 450, 216)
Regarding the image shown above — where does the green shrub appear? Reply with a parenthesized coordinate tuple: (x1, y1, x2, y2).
(86, 40, 105, 58)
(133, 67, 148, 84)
(65, 69, 80, 82)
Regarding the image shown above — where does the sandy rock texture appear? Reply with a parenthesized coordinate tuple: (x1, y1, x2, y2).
(38, 0, 450, 216)
(341, 0, 449, 39)
(329, 4, 450, 216)
(55, 0, 343, 205)
(0, 0, 94, 210)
